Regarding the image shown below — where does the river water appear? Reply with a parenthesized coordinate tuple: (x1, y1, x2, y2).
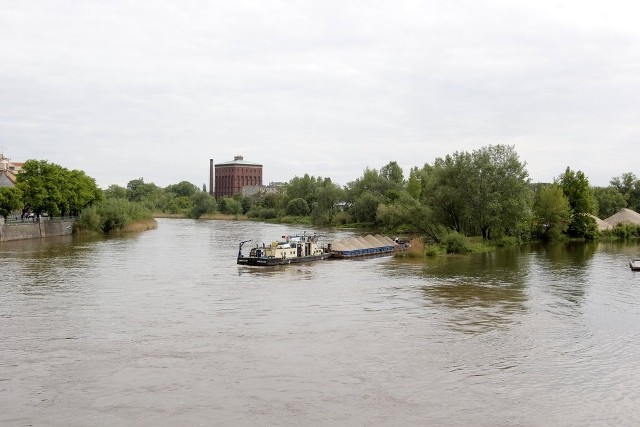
(2, 218, 640, 426)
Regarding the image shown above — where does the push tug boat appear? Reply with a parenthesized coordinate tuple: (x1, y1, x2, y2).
(237, 233, 331, 266)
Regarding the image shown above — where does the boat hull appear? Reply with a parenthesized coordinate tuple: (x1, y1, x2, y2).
(238, 253, 331, 266)
(630, 259, 640, 271)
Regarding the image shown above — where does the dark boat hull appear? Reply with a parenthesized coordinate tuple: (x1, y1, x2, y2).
(238, 253, 331, 266)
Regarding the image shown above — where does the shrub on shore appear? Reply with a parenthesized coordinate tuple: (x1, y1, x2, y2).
(442, 232, 473, 254)
(76, 199, 155, 233)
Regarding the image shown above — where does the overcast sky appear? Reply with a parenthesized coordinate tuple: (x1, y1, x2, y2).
(1, 0, 639, 189)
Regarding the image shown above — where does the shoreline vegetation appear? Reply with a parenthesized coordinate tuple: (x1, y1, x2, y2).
(74, 198, 157, 235)
(8, 145, 640, 248)
(74, 218, 158, 235)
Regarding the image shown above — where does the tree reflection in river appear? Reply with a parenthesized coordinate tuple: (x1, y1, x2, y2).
(529, 241, 597, 311)
(417, 249, 528, 334)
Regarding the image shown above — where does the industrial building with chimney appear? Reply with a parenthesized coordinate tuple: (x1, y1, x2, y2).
(210, 156, 263, 199)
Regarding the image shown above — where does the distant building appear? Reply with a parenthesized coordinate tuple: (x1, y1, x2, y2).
(242, 182, 285, 197)
(0, 153, 23, 188)
(211, 155, 263, 199)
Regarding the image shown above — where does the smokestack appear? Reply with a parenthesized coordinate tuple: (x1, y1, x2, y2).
(209, 159, 214, 196)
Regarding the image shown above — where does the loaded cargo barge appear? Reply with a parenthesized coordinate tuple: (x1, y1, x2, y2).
(237, 233, 408, 266)
(328, 234, 406, 259)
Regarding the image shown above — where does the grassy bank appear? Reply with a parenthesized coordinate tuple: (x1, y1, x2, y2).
(398, 234, 506, 258)
(123, 219, 158, 232)
(153, 212, 250, 220)
(76, 199, 156, 234)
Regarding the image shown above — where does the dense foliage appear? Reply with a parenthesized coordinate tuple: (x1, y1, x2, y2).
(532, 184, 571, 241)
(0, 186, 23, 219)
(15, 160, 103, 217)
(76, 198, 154, 233)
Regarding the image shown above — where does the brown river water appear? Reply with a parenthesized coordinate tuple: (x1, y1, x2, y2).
(2, 218, 640, 426)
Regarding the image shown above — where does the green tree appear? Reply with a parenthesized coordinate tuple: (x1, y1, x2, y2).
(425, 154, 470, 233)
(381, 193, 445, 241)
(350, 192, 382, 224)
(66, 169, 103, 216)
(16, 160, 102, 217)
(346, 167, 391, 200)
(405, 167, 423, 200)
(312, 178, 345, 225)
(164, 196, 194, 214)
(610, 172, 640, 211)
(285, 198, 310, 216)
(218, 197, 242, 215)
(286, 174, 318, 207)
(464, 145, 531, 239)
(126, 178, 162, 210)
(165, 181, 199, 198)
(345, 164, 408, 223)
(424, 145, 530, 239)
(262, 192, 284, 209)
(593, 186, 627, 219)
(533, 184, 571, 241)
(557, 167, 598, 238)
(16, 160, 56, 216)
(190, 192, 217, 218)
(104, 184, 128, 199)
(380, 161, 404, 185)
(0, 187, 23, 219)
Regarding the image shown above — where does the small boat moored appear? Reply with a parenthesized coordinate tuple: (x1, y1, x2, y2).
(237, 233, 330, 266)
(630, 259, 640, 271)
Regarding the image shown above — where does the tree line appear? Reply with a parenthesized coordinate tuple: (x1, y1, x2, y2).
(0, 160, 103, 219)
(2, 145, 640, 240)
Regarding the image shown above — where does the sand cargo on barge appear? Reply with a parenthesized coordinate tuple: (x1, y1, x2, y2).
(237, 233, 408, 265)
(328, 234, 406, 259)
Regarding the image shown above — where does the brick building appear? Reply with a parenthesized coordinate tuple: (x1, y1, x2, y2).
(211, 155, 263, 199)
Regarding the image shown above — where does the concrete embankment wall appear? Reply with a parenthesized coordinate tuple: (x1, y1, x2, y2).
(0, 220, 74, 242)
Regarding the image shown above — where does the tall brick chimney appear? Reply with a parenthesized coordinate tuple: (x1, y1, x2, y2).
(209, 159, 214, 196)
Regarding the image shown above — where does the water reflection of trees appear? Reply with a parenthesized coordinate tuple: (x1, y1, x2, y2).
(2, 234, 104, 295)
(534, 241, 597, 271)
(420, 249, 528, 334)
(529, 241, 597, 309)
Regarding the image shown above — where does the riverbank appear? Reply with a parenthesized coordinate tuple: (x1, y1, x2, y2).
(154, 213, 249, 220)
(74, 218, 158, 236)
(0, 218, 74, 242)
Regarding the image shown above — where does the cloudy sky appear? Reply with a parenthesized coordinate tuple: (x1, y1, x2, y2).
(1, 0, 639, 189)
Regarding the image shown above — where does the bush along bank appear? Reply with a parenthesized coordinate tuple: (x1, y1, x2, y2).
(75, 199, 156, 234)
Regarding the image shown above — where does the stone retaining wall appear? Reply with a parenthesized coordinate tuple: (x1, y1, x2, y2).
(0, 220, 74, 242)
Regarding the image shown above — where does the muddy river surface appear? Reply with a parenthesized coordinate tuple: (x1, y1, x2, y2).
(2, 218, 640, 426)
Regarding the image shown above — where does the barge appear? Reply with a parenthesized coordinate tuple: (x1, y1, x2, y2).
(328, 234, 408, 258)
(237, 233, 409, 265)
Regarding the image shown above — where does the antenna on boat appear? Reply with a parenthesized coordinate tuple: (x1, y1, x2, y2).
(238, 239, 252, 261)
